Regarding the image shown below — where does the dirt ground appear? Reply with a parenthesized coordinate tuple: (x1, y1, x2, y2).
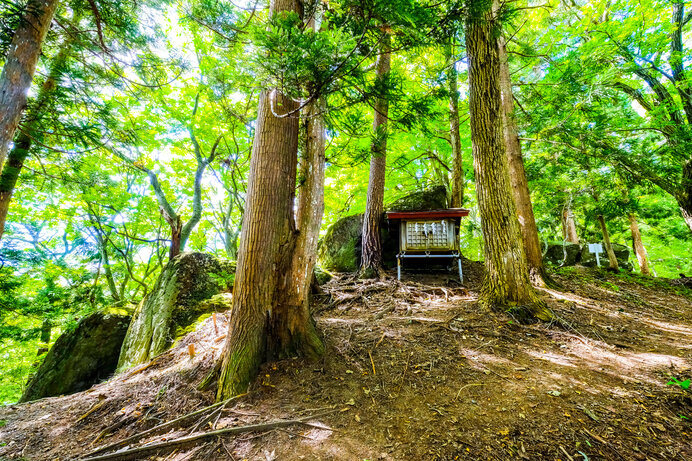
(1, 262, 691, 461)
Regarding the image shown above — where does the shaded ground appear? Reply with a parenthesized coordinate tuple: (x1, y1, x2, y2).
(1, 263, 691, 460)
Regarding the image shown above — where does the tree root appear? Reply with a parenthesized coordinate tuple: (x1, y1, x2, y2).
(84, 393, 248, 458)
(79, 410, 336, 461)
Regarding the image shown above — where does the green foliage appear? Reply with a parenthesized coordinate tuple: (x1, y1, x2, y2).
(667, 377, 691, 391)
(2, 0, 692, 403)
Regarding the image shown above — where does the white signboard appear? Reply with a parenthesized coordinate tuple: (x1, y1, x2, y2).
(588, 243, 603, 254)
(588, 243, 603, 267)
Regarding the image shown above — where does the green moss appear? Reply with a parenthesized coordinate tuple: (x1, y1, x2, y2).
(118, 253, 234, 372)
(314, 266, 334, 285)
(317, 214, 362, 272)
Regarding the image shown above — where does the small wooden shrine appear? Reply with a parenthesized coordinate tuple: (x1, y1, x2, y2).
(386, 208, 470, 281)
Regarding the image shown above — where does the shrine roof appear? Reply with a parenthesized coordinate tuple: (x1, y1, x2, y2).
(386, 208, 471, 220)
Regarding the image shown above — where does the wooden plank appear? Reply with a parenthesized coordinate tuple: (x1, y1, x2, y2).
(386, 208, 470, 219)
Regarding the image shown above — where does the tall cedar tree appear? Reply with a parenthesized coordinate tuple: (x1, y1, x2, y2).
(280, 10, 327, 357)
(562, 202, 579, 243)
(0, 24, 74, 241)
(497, 33, 550, 287)
(0, 0, 58, 169)
(360, 33, 391, 278)
(465, 1, 552, 321)
(216, 0, 323, 399)
(446, 40, 464, 208)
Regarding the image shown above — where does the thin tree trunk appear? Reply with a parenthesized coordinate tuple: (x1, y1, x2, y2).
(446, 40, 464, 208)
(169, 219, 182, 259)
(465, 1, 552, 322)
(597, 214, 619, 270)
(91, 227, 121, 303)
(562, 204, 580, 244)
(677, 162, 692, 233)
(498, 33, 550, 287)
(36, 318, 51, 355)
(628, 213, 651, 276)
(217, 0, 322, 400)
(0, 33, 74, 241)
(0, 0, 59, 168)
(360, 34, 391, 278)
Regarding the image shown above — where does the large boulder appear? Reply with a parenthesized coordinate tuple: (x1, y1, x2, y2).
(20, 308, 132, 402)
(317, 214, 364, 272)
(544, 243, 582, 266)
(581, 243, 632, 270)
(387, 184, 448, 211)
(117, 253, 234, 372)
(317, 186, 449, 272)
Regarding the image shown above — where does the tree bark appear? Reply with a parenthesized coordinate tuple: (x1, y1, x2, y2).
(217, 0, 322, 400)
(282, 5, 326, 321)
(169, 217, 182, 260)
(446, 40, 464, 208)
(597, 214, 619, 271)
(0, 0, 59, 168)
(561, 203, 580, 244)
(465, 2, 552, 322)
(497, 33, 549, 287)
(0, 30, 73, 241)
(628, 213, 651, 276)
(360, 34, 391, 278)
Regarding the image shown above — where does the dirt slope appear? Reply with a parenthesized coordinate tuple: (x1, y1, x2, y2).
(1, 264, 691, 461)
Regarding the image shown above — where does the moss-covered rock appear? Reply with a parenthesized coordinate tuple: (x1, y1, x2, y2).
(316, 214, 364, 272)
(20, 308, 132, 402)
(314, 266, 334, 285)
(317, 186, 449, 273)
(544, 243, 582, 266)
(117, 253, 234, 372)
(387, 184, 448, 211)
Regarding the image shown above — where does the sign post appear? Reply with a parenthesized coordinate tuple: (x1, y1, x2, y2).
(588, 243, 604, 267)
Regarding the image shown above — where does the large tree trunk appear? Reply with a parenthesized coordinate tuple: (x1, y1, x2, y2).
(217, 0, 322, 400)
(628, 213, 651, 276)
(446, 40, 464, 208)
(360, 34, 391, 278)
(561, 204, 580, 244)
(465, 2, 552, 322)
(0, 38, 74, 241)
(497, 33, 550, 287)
(0, 0, 59, 168)
(277, 95, 326, 351)
(597, 214, 619, 271)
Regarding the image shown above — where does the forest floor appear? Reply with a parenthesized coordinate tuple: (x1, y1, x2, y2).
(1, 262, 691, 461)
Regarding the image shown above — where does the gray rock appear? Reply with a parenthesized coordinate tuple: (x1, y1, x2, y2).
(317, 186, 449, 272)
(544, 243, 582, 266)
(117, 252, 234, 372)
(316, 214, 363, 272)
(387, 184, 448, 211)
(20, 308, 132, 402)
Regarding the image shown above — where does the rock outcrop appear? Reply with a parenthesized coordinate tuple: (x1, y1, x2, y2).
(543, 243, 582, 266)
(580, 243, 632, 270)
(117, 253, 234, 372)
(317, 186, 449, 272)
(20, 308, 132, 402)
(543, 242, 631, 270)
